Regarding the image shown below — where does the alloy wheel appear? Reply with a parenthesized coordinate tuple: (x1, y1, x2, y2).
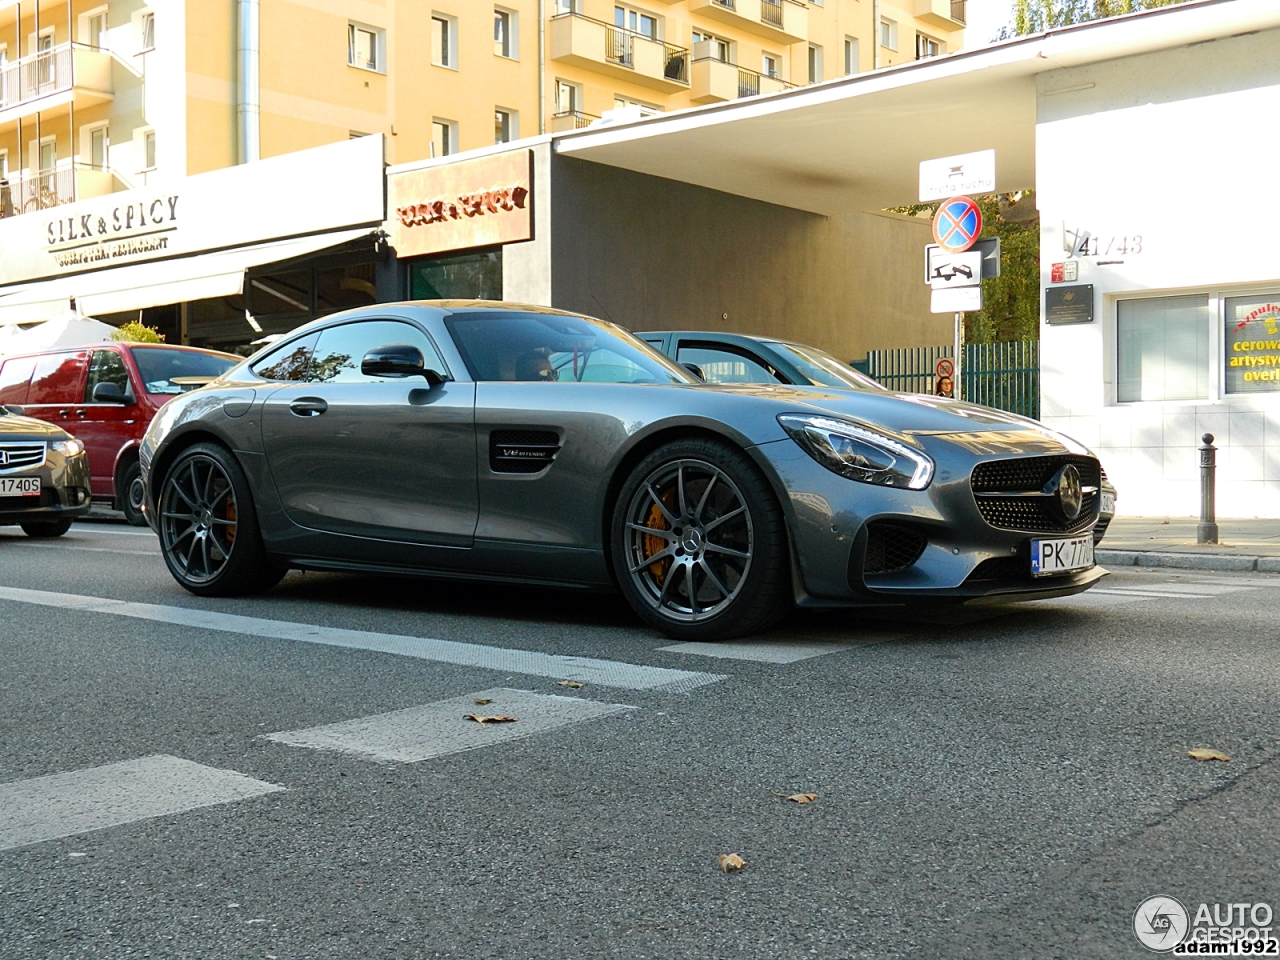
(159, 454, 239, 584)
(623, 458, 754, 623)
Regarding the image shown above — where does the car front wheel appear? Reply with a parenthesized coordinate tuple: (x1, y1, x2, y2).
(21, 518, 72, 538)
(611, 437, 791, 641)
(157, 442, 285, 597)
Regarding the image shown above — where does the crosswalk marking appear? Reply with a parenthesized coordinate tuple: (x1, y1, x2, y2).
(0, 585, 726, 693)
(265, 688, 635, 763)
(659, 640, 851, 663)
(0, 755, 284, 852)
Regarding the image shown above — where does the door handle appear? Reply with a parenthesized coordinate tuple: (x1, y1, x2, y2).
(56, 408, 70, 419)
(73, 408, 87, 419)
(289, 397, 328, 417)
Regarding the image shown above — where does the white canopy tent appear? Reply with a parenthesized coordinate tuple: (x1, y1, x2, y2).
(0, 307, 115, 357)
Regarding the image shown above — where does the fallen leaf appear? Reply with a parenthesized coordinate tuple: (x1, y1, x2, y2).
(1188, 748, 1230, 762)
(473, 698, 492, 705)
(557, 680, 584, 689)
(787, 793, 818, 804)
(464, 714, 518, 724)
(718, 853, 746, 873)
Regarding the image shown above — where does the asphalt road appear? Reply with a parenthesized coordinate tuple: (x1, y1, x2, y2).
(1, 521, 1277, 959)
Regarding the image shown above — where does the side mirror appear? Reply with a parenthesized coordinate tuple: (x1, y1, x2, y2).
(361, 343, 448, 386)
(2, 404, 24, 416)
(92, 381, 130, 404)
(681, 362, 706, 382)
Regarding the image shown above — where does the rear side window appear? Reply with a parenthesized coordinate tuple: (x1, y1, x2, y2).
(85, 350, 133, 402)
(0, 356, 36, 404)
(131, 347, 238, 394)
(676, 343, 781, 385)
(252, 334, 319, 382)
(27, 352, 89, 404)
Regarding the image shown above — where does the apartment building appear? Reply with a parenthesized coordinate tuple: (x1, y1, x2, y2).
(0, 0, 964, 218)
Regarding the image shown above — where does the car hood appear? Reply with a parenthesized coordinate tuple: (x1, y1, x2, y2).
(0, 413, 68, 440)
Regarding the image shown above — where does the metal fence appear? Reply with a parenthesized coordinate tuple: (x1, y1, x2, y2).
(863, 340, 1039, 419)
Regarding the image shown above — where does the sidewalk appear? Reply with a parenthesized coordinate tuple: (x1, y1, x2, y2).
(1097, 516, 1280, 572)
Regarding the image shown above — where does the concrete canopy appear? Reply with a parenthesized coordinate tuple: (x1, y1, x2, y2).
(554, 0, 1280, 215)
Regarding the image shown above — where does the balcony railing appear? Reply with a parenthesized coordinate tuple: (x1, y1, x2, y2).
(550, 110, 600, 132)
(0, 162, 116, 219)
(760, 0, 783, 27)
(0, 43, 77, 111)
(553, 13, 689, 85)
(950, 0, 966, 23)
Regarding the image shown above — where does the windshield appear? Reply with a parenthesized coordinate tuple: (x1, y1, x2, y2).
(131, 347, 239, 395)
(765, 342, 886, 391)
(446, 311, 690, 384)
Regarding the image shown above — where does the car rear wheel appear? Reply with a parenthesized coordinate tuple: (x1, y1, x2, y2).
(611, 438, 791, 641)
(118, 459, 148, 527)
(21, 518, 72, 538)
(158, 442, 285, 597)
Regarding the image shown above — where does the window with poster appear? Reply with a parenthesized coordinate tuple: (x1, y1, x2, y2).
(1224, 294, 1280, 395)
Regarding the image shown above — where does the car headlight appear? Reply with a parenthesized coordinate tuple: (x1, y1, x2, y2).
(778, 414, 934, 490)
(51, 438, 85, 458)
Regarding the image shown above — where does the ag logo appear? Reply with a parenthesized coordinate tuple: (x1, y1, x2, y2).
(1133, 895, 1189, 952)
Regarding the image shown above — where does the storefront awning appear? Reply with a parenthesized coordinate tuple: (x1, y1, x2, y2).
(0, 228, 379, 326)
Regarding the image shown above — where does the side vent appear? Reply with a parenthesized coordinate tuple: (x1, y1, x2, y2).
(489, 429, 561, 474)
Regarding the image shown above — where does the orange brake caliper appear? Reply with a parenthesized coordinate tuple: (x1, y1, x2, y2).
(643, 494, 675, 585)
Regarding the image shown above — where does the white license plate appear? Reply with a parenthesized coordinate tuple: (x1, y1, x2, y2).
(1030, 535, 1095, 577)
(0, 477, 40, 497)
(1100, 491, 1115, 515)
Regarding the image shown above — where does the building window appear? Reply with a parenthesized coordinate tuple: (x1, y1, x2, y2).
(762, 53, 779, 78)
(494, 108, 517, 143)
(844, 36, 859, 74)
(1116, 295, 1210, 403)
(85, 124, 109, 169)
(37, 137, 55, 191)
(431, 118, 457, 157)
(348, 22, 383, 72)
(615, 5, 659, 40)
(494, 8, 517, 58)
(916, 33, 942, 59)
(82, 8, 108, 48)
(142, 130, 156, 170)
(1224, 294, 1280, 395)
(556, 79, 582, 113)
(432, 15, 457, 68)
(807, 44, 822, 83)
(613, 95, 661, 114)
(879, 18, 897, 51)
(692, 31, 730, 63)
(409, 249, 503, 301)
(0, 149, 8, 181)
(555, 0, 579, 12)
(139, 11, 155, 51)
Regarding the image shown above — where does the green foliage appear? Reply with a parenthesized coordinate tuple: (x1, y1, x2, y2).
(1000, 0, 1190, 37)
(110, 321, 165, 344)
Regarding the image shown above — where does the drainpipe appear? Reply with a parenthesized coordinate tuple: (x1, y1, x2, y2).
(538, 0, 546, 134)
(236, 0, 260, 164)
(872, 0, 878, 69)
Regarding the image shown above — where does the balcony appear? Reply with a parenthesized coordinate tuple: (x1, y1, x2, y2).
(688, 0, 807, 45)
(550, 14, 690, 92)
(0, 163, 118, 219)
(915, 0, 966, 30)
(690, 57, 792, 104)
(0, 43, 114, 127)
(550, 110, 601, 132)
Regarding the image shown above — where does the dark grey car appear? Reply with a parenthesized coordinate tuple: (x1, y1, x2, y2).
(140, 302, 1106, 640)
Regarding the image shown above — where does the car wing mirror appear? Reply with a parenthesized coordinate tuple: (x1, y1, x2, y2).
(91, 382, 130, 404)
(361, 344, 449, 386)
(681, 362, 705, 382)
(2, 404, 24, 416)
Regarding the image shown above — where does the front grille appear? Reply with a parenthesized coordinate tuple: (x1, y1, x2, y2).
(970, 455, 1100, 535)
(1092, 516, 1111, 545)
(0, 442, 46, 472)
(862, 522, 928, 575)
(964, 556, 1028, 583)
(489, 430, 561, 474)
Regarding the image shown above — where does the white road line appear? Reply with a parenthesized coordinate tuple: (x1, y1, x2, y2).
(0, 586, 726, 693)
(266, 688, 634, 763)
(3, 543, 157, 556)
(70, 526, 157, 537)
(0, 755, 285, 852)
(659, 640, 850, 663)
(1090, 589, 1217, 599)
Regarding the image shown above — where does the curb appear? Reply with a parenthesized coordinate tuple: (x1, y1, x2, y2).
(1096, 549, 1280, 573)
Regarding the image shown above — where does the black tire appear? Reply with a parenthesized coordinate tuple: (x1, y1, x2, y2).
(21, 518, 73, 538)
(117, 458, 148, 527)
(610, 437, 791, 641)
(157, 442, 285, 597)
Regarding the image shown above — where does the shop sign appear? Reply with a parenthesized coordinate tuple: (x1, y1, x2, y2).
(0, 135, 386, 287)
(387, 150, 533, 258)
(1224, 295, 1280, 393)
(1045, 285, 1094, 325)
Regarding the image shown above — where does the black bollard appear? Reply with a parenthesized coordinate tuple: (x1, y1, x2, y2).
(1197, 433, 1218, 545)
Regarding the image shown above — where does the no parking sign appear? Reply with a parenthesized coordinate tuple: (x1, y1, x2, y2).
(932, 197, 983, 254)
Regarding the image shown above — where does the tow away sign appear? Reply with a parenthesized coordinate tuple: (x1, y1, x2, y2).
(919, 150, 996, 203)
(927, 249, 982, 289)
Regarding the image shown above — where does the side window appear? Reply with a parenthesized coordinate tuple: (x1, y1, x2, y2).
(27, 352, 90, 404)
(309, 320, 448, 384)
(85, 350, 132, 402)
(252, 333, 319, 382)
(0, 356, 36, 404)
(676, 344, 780, 384)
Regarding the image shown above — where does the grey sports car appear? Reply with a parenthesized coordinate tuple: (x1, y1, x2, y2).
(140, 302, 1106, 640)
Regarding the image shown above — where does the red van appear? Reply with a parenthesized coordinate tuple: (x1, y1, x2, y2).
(0, 343, 240, 524)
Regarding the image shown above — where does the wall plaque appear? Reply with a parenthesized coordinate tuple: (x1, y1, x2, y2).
(1045, 284, 1094, 325)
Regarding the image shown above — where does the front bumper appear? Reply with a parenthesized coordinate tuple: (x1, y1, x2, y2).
(751, 439, 1107, 608)
(0, 452, 92, 525)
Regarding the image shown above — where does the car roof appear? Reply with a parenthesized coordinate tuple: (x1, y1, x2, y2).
(1, 342, 239, 362)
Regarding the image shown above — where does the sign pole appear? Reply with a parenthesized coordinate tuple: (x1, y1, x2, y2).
(954, 311, 963, 402)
